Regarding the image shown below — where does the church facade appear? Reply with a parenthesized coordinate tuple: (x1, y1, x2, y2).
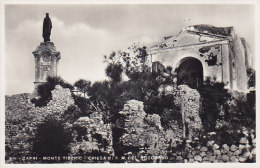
(150, 25, 253, 92)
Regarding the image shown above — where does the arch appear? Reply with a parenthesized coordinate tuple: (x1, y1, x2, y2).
(176, 57, 203, 88)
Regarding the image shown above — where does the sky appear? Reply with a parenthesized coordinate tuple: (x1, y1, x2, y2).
(4, 4, 255, 95)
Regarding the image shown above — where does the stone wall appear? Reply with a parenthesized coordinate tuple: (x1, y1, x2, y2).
(70, 112, 114, 157)
(5, 85, 256, 163)
(5, 85, 74, 163)
(117, 99, 255, 163)
(181, 132, 256, 163)
(173, 85, 202, 139)
(118, 100, 181, 162)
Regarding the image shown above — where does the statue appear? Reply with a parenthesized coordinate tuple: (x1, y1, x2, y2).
(42, 13, 52, 42)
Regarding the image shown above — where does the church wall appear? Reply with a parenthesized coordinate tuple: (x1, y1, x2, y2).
(232, 37, 248, 92)
(221, 43, 231, 89)
(151, 41, 229, 85)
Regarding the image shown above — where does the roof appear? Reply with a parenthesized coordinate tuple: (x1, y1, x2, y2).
(192, 24, 233, 37)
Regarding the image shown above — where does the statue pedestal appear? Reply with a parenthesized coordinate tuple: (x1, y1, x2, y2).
(32, 41, 61, 90)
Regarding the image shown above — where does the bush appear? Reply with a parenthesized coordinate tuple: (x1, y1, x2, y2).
(31, 76, 73, 107)
(72, 95, 92, 116)
(32, 117, 72, 161)
(105, 63, 123, 83)
(63, 105, 84, 124)
(197, 77, 231, 132)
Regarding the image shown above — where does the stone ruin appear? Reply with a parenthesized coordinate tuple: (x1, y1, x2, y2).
(5, 84, 256, 163)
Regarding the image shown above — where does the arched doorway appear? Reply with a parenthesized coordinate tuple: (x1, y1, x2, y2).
(176, 57, 203, 88)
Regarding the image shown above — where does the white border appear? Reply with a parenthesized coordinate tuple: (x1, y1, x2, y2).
(0, 0, 259, 168)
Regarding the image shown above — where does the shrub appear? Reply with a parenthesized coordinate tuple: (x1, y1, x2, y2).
(63, 105, 84, 124)
(105, 63, 123, 83)
(72, 95, 92, 116)
(32, 117, 72, 161)
(197, 77, 231, 132)
(31, 76, 73, 107)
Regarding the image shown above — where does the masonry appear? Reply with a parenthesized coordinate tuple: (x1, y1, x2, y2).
(150, 24, 253, 92)
(32, 41, 61, 89)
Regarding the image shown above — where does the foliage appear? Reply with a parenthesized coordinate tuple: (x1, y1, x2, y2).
(32, 117, 72, 160)
(247, 68, 255, 88)
(160, 100, 182, 129)
(63, 105, 84, 124)
(31, 76, 73, 107)
(72, 94, 92, 116)
(225, 91, 255, 130)
(105, 63, 124, 83)
(73, 79, 91, 97)
(104, 44, 150, 81)
(197, 77, 231, 132)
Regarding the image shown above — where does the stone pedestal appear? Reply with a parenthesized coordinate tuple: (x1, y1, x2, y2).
(32, 42, 61, 89)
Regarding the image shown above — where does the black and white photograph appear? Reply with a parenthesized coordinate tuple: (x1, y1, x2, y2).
(0, 0, 259, 167)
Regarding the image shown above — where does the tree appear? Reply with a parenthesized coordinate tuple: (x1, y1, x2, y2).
(197, 77, 231, 132)
(73, 79, 91, 97)
(105, 63, 123, 83)
(31, 76, 73, 107)
(104, 44, 150, 81)
(32, 117, 72, 161)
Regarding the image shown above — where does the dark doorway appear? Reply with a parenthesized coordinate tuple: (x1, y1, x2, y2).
(177, 58, 203, 89)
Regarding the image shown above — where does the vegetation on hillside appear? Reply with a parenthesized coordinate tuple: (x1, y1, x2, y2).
(24, 44, 256, 162)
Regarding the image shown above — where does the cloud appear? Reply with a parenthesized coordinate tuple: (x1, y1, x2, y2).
(6, 17, 123, 95)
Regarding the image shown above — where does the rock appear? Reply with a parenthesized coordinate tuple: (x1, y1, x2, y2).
(242, 130, 249, 136)
(208, 155, 216, 162)
(222, 144, 229, 151)
(189, 158, 194, 163)
(239, 137, 249, 144)
(233, 149, 242, 156)
(252, 139, 256, 146)
(187, 153, 193, 159)
(230, 156, 238, 162)
(207, 140, 214, 146)
(213, 150, 221, 156)
(176, 156, 183, 161)
(200, 152, 206, 157)
(202, 156, 209, 161)
(227, 151, 234, 157)
(194, 137, 199, 140)
(192, 151, 199, 156)
(243, 151, 250, 158)
(245, 144, 251, 149)
(230, 145, 238, 152)
(221, 149, 228, 154)
(239, 156, 247, 162)
(200, 146, 208, 152)
(202, 161, 211, 163)
(239, 144, 246, 150)
(194, 155, 202, 162)
(196, 145, 201, 150)
(208, 132, 216, 136)
(212, 144, 220, 150)
(222, 155, 230, 162)
(251, 148, 256, 155)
